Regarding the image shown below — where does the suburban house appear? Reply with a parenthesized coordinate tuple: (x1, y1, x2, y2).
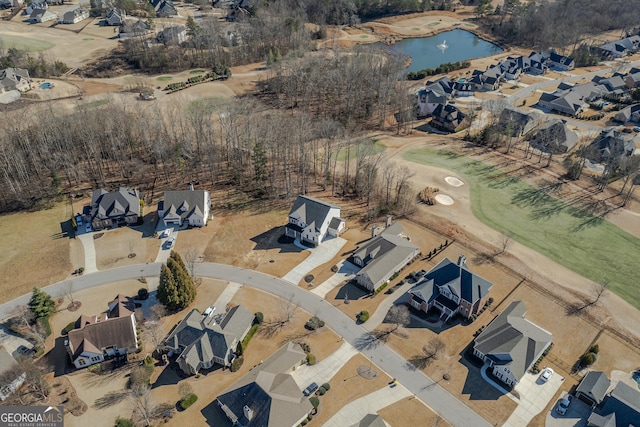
(472, 301, 553, 387)
(470, 67, 502, 91)
(65, 294, 138, 369)
(614, 104, 640, 123)
(522, 52, 549, 75)
(544, 51, 575, 71)
(625, 72, 640, 89)
(29, 8, 57, 23)
(157, 25, 187, 45)
(285, 195, 345, 246)
(89, 187, 141, 230)
(576, 371, 611, 408)
(586, 129, 636, 165)
(0, 68, 30, 93)
(528, 120, 579, 154)
(24, 1, 46, 15)
(118, 20, 150, 38)
(497, 108, 541, 137)
(104, 8, 125, 26)
(216, 342, 313, 427)
(161, 305, 254, 375)
(353, 221, 420, 292)
(149, 0, 177, 17)
(587, 381, 640, 427)
(431, 104, 467, 133)
(408, 255, 493, 321)
(594, 74, 628, 96)
(59, 7, 89, 24)
(0, 347, 25, 401)
(416, 88, 447, 117)
(0, 0, 23, 9)
(597, 35, 640, 59)
(425, 76, 455, 99)
(158, 186, 211, 227)
(538, 81, 606, 116)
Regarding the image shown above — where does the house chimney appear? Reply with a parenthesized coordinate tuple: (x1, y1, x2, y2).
(371, 225, 379, 238)
(189, 182, 194, 191)
(243, 405, 254, 421)
(457, 254, 467, 267)
(386, 215, 392, 227)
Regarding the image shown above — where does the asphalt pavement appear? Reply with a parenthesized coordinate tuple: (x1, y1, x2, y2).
(0, 262, 493, 427)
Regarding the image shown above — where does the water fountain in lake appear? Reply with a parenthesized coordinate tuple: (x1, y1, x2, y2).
(437, 39, 449, 53)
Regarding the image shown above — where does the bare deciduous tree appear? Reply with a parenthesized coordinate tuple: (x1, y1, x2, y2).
(142, 321, 165, 353)
(260, 295, 299, 338)
(409, 337, 446, 370)
(129, 384, 156, 427)
(184, 248, 199, 280)
(179, 382, 193, 401)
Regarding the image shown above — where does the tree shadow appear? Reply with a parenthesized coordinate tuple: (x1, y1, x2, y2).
(353, 331, 386, 351)
(250, 226, 303, 253)
(93, 390, 128, 409)
(151, 362, 185, 389)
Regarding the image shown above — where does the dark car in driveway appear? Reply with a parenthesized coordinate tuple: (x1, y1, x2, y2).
(303, 382, 318, 396)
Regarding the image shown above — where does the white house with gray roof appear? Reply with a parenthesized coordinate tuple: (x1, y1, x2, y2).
(0, 68, 30, 93)
(158, 186, 210, 227)
(161, 305, 254, 375)
(409, 255, 493, 321)
(285, 195, 345, 246)
(353, 222, 419, 292)
(216, 342, 312, 427)
(576, 371, 611, 408)
(473, 301, 552, 387)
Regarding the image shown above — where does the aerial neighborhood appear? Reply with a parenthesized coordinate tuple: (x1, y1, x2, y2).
(1, 1, 640, 427)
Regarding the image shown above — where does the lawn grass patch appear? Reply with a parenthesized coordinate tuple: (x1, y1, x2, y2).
(428, 22, 441, 27)
(359, 35, 370, 39)
(334, 140, 385, 161)
(82, 38, 94, 41)
(156, 76, 173, 81)
(190, 69, 205, 74)
(0, 34, 54, 52)
(404, 148, 640, 309)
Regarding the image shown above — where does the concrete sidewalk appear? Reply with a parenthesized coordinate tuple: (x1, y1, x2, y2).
(311, 260, 360, 298)
(282, 236, 346, 285)
(78, 233, 98, 274)
(362, 281, 414, 332)
(321, 384, 412, 427)
(291, 341, 358, 389)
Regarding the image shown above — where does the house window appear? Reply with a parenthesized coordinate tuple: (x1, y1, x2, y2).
(78, 359, 86, 366)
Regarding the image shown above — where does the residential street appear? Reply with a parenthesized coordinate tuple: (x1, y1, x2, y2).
(0, 262, 493, 427)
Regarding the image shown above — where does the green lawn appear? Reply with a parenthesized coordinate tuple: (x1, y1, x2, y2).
(404, 148, 640, 309)
(334, 140, 385, 161)
(156, 76, 173, 81)
(190, 69, 205, 74)
(0, 34, 54, 52)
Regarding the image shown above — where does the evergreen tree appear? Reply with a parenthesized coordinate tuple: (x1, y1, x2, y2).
(28, 288, 55, 319)
(157, 264, 180, 311)
(164, 254, 196, 310)
(169, 251, 187, 272)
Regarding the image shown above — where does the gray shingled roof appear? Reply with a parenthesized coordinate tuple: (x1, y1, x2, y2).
(90, 187, 140, 221)
(288, 195, 339, 232)
(474, 301, 552, 381)
(529, 120, 578, 153)
(498, 108, 541, 137)
(216, 342, 312, 427)
(355, 223, 418, 287)
(165, 305, 254, 373)
(576, 371, 610, 405)
(162, 189, 208, 223)
(410, 257, 493, 307)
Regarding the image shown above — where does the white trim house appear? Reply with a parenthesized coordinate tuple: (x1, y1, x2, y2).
(285, 195, 345, 246)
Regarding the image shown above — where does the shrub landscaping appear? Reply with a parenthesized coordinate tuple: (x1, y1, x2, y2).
(179, 393, 198, 410)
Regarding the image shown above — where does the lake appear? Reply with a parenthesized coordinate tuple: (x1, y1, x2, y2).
(387, 29, 503, 72)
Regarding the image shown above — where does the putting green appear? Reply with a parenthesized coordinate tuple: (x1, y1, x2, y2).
(404, 148, 640, 310)
(0, 34, 54, 52)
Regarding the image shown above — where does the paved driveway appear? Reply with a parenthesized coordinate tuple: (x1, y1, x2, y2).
(0, 326, 34, 358)
(282, 236, 346, 285)
(291, 341, 358, 389)
(154, 229, 178, 264)
(311, 260, 360, 298)
(545, 392, 592, 427)
(77, 233, 98, 274)
(321, 384, 411, 427)
(504, 370, 565, 427)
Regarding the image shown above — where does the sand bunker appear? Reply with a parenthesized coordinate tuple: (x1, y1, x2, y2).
(445, 176, 464, 187)
(435, 194, 454, 205)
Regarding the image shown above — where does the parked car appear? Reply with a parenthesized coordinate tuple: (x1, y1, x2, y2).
(85, 223, 92, 233)
(165, 236, 175, 249)
(303, 382, 318, 396)
(540, 367, 554, 382)
(634, 126, 640, 132)
(75, 215, 83, 227)
(16, 345, 35, 357)
(160, 229, 171, 239)
(556, 395, 572, 415)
